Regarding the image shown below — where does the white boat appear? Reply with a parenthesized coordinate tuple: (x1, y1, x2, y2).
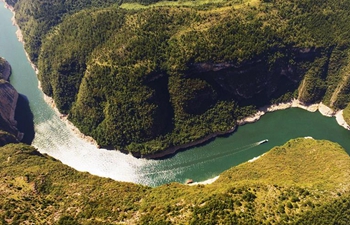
(258, 139, 268, 145)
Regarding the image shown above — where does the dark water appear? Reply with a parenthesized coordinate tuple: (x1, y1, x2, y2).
(1, 2, 349, 186)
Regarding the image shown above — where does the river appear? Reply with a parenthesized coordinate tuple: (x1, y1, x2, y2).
(1, 1, 350, 187)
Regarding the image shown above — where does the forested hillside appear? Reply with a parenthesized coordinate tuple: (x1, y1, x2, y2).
(0, 138, 349, 224)
(8, 0, 350, 156)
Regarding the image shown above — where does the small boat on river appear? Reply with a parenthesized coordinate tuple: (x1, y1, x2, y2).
(258, 139, 268, 145)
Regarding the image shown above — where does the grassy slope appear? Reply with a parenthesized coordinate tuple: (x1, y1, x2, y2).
(120, 0, 244, 9)
(0, 138, 349, 224)
(218, 138, 350, 190)
(0, 144, 149, 224)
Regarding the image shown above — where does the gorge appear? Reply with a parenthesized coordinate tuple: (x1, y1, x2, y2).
(1, 1, 350, 223)
(2, 0, 350, 186)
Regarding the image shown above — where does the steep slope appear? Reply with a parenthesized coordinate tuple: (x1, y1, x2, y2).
(0, 58, 34, 145)
(0, 58, 22, 144)
(0, 138, 349, 224)
(11, 0, 350, 156)
(0, 80, 21, 140)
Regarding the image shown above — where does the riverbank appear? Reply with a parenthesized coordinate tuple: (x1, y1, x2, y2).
(40, 87, 99, 147)
(237, 99, 350, 130)
(336, 110, 350, 130)
(140, 127, 236, 159)
(188, 176, 219, 186)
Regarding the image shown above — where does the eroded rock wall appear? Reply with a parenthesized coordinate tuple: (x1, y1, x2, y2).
(0, 58, 23, 141)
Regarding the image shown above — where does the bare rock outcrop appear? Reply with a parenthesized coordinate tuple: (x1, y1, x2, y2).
(0, 58, 23, 141)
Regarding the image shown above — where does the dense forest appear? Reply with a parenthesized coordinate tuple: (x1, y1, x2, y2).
(7, 0, 350, 156)
(0, 138, 349, 224)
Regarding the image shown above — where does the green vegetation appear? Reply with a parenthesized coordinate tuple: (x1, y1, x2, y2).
(296, 196, 350, 225)
(343, 103, 350, 125)
(8, 0, 350, 155)
(0, 138, 349, 224)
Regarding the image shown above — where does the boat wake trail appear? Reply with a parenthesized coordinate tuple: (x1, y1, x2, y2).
(141, 140, 264, 176)
(180, 140, 263, 166)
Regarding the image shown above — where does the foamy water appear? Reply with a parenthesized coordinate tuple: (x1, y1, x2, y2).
(33, 116, 146, 183)
(32, 111, 186, 186)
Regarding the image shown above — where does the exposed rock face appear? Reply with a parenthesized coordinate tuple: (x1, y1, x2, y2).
(0, 58, 23, 141)
(0, 81, 23, 141)
(187, 47, 322, 106)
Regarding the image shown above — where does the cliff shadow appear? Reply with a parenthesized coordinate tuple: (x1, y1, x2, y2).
(15, 94, 35, 144)
(145, 74, 175, 137)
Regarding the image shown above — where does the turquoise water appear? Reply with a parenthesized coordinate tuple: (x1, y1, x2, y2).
(1, 2, 350, 186)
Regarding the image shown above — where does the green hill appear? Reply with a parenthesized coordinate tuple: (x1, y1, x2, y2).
(8, 0, 350, 155)
(0, 138, 349, 224)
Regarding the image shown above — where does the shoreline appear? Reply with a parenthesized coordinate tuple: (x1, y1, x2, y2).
(3, 0, 349, 162)
(238, 99, 320, 125)
(140, 127, 236, 159)
(188, 176, 219, 186)
(335, 110, 350, 130)
(237, 99, 350, 130)
(39, 84, 99, 147)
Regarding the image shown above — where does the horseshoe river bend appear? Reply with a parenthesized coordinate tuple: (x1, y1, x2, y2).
(1, 1, 350, 187)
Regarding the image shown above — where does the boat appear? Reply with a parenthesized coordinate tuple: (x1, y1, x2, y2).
(258, 139, 268, 145)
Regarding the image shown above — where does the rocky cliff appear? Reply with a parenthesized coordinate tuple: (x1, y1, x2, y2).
(0, 58, 23, 144)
